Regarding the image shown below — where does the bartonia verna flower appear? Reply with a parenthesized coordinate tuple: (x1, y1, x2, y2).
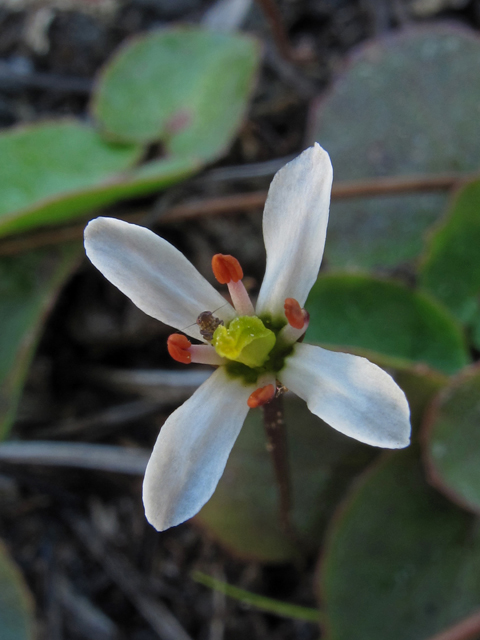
(84, 144, 411, 532)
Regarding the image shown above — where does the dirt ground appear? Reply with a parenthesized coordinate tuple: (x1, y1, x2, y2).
(1, 1, 479, 638)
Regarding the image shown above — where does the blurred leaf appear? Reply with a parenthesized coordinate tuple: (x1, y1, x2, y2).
(0, 539, 35, 640)
(319, 449, 480, 640)
(310, 25, 480, 269)
(196, 397, 375, 562)
(393, 366, 447, 434)
(419, 180, 480, 347)
(423, 364, 480, 513)
(305, 273, 469, 375)
(0, 243, 82, 438)
(92, 27, 260, 160)
(0, 120, 141, 233)
(0, 121, 199, 236)
(192, 571, 321, 622)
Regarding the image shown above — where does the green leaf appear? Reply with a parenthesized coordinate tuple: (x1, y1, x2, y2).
(419, 179, 480, 346)
(310, 25, 480, 269)
(319, 449, 480, 640)
(0, 120, 141, 230)
(196, 397, 375, 562)
(305, 273, 469, 375)
(0, 540, 35, 640)
(0, 243, 82, 438)
(0, 121, 199, 237)
(423, 364, 480, 513)
(92, 27, 260, 160)
(393, 366, 447, 434)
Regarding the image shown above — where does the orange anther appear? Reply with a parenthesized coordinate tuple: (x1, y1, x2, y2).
(284, 298, 305, 330)
(167, 334, 192, 364)
(212, 254, 243, 284)
(247, 384, 275, 409)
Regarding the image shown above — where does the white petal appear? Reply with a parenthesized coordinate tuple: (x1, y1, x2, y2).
(256, 144, 333, 317)
(84, 217, 235, 341)
(142, 367, 252, 530)
(279, 343, 411, 449)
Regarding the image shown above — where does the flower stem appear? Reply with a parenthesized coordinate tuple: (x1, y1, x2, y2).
(262, 393, 297, 540)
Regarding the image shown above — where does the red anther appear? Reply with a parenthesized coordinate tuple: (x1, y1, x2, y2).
(247, 384, 275, 409)
(212, 254, 243, 284)
(167, 334, 192, 364)
(284, 298, 305, 330)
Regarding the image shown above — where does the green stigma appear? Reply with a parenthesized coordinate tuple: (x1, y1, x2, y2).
(212, 316, 276, 368)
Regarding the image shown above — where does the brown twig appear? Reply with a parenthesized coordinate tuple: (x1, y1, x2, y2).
(254, 0, 295, 62)
(262, 394, 296, 538)
(331, 173, 475, 198)
(160, 190, 267, 221)
(425, 610, 480, 640)
(161, 172, 474, 222)
(0, 171, 475, 258)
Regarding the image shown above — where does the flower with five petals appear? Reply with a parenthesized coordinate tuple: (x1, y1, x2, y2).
(84, 143, 411, 531)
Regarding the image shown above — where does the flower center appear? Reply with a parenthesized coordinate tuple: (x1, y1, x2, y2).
(167, 253, 309, 392)
(212, 316, 276, 368)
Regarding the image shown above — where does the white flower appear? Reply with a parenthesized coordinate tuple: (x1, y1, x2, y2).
(84, 144, 411, 531)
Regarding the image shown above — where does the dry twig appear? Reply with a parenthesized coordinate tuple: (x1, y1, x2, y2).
(0, 171, 475, 258)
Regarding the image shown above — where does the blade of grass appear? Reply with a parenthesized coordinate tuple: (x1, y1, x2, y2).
(192, 571, 322, 623)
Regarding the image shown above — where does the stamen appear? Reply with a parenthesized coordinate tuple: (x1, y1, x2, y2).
(168, 334, 227, 366)
(212, 254, 243, 284)
(189, 345, 227, 366)
(228, 280, 255, 316)
(279, 298, 310, 345)
(284, 298, 307, 329)
(212, 254, 254, 316)
(167, 334, 192, 364)
(248, 384, 276, 409)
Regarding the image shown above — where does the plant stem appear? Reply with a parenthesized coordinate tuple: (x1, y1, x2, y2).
(192, 571, 322, 623)
(254, 0, 295, 62)
(262, 393, 296, 538)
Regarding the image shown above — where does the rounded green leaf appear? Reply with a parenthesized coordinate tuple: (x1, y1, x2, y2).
(419, 179, 480, 345)
(319, 449, 480, 640)
(423, 364, 480, 513)
(0, 540, 35, 640)
(196, 397, 375, 562)
(0, 243, 82, 438)
(0, 118, 199, 237)
(0, 153, 200, 238)
(0, 120, 141, 227)
(92, 27, 260, 160)
(305, 274, 469, 375)
(309, 25, 480, 269)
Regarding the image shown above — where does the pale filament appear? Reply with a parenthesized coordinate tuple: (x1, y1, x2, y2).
(227, 280, 255, 316)
(211, 253, 255, 317)
(257, 372, 276, 390)
(279, 310, 310, 345)
(189, 345, 227, 366)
